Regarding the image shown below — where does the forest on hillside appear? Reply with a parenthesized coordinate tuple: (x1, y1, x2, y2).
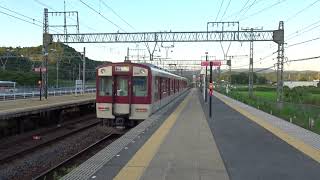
(0, 43, 107, 87)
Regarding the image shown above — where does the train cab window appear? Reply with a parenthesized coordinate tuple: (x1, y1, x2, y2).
(133, 77, 147, 97)
(116, 77, 128, 96)
(99, 77, 112, 96)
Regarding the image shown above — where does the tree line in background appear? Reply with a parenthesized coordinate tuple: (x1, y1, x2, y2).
(0, 43, 105, 87)
(221, 71, 320, 85)
(230, 72, 267, 85)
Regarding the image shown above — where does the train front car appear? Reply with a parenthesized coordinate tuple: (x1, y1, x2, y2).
(96, 62, 151, 127)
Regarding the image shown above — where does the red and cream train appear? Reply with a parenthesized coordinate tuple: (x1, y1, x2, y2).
(96, 61, 188, 127)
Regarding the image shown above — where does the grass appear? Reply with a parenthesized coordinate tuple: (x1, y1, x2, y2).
(237, 91, 277, 102)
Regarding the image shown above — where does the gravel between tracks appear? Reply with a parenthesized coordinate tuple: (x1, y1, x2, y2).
(0, 125, 113, 180)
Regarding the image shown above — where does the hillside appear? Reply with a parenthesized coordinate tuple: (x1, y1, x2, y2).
(226, 69, 320, 82)
(0, 43, 107, 87)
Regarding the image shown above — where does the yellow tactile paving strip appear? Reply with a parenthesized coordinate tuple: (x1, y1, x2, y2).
(215, 92, 320, 163)
(113, 91, 191, 180)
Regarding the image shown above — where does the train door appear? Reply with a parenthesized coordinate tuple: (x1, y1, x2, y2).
(114, 75, 130, 115)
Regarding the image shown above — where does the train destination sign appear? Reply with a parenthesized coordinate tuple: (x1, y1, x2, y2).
(115, 66, 130, 72)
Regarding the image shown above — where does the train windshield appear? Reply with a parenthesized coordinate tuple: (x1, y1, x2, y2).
(99, 77, 112, 96)
(133, 77, 147, 97)
(116, 77, 128, 96)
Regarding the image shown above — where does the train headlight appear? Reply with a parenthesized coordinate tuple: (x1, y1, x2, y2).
(140, 69, 146, 74)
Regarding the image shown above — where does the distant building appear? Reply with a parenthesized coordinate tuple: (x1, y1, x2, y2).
(284, 80, 319, 89)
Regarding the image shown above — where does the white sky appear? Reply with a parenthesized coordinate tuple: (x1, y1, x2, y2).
(0, 0, 320, 71)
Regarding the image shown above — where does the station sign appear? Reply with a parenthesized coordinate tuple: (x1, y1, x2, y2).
(34, 67, 47, 72)
(201, 61, 209, 66)
(201, 60, 222, 67)
(212, 60, 222, 66)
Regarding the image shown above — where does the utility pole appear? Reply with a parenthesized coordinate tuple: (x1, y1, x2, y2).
(205, 52, 208, 103)
(226, 55, 248, 87)
(276, 21, 285, 103)
(56, 58, 59, 88)
(126, 47, 129, 61)
(82, 47, 86, 93)
(249, 28, 254, 98)
(78, 63, 81, 80)
(242, 27, 263, 98)
(209, 61, 213, 118)
(64, 0, 67, 42)
(43, 8, 49, 99)
(227, 56, 231, 85)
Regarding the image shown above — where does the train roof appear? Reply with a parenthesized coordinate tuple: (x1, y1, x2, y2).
(97, 61, 188, 81)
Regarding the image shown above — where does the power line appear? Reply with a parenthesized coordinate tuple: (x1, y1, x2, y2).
(288, 55, 320, 62)
(65, 0, 98, 32)
(215, 0, 224, 21)
(237, 0, 259, 20)
(237, 0, 251, 16)
(287, 36, 320, 48)
(100, 0, 135, 30)
(79, 0, 126, 32)
(33, 0, 58, 11)
(0, 10, 42, 27)
(285, 0, 320, 22)
(286, 20, 320, 41)
(254, 65, 275, 73)
(0, 5, 42, 24)
(254, 55, 320, 73)
(239, 0, 287, 21)
(232, 51, 277, 69)
(220, 0, 232, 21)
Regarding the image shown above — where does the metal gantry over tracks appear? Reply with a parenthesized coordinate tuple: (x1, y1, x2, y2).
(42, 8, 285, 102)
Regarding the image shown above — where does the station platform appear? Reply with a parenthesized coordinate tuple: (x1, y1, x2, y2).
(0, 93, 95, 120)
(62, 89, 320, 180)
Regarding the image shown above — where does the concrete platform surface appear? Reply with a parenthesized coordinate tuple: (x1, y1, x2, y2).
(115, 89, 229, 180)
(0, 93, 95, 119)
(201, 91, 320, 180)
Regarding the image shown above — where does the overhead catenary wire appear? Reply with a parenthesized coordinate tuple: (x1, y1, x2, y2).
(285, 0, 320, 22)
(215, 0, 224, 21)
(100, 0, 135, 30)
(0, 10, 42, 27)
(79, 0, 126, 32)
(232, 50, 278, 69)
(219, 0, 232, 21)
(254, 55, 320, 73)
(234, 35, 320, 70)
(225, 0, 251, 20)
(286, 21, 320, 41)
(239, 0, 287, 21)
(0, 4, 42, 24)
(287, 36, 320, 48)
(33, 0, 58, 11)
(65, 0, 99, 32)
(237, 0, 259, 20)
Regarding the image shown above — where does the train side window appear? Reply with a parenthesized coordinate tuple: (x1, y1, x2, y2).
(154, 77, 159, 100)
(133, 77, 147, 97)
(99, 76, 112, 96)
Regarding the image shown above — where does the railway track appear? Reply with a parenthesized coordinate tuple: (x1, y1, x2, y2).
(33, 131, 120, 180)
(0, 116, 101, 164)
